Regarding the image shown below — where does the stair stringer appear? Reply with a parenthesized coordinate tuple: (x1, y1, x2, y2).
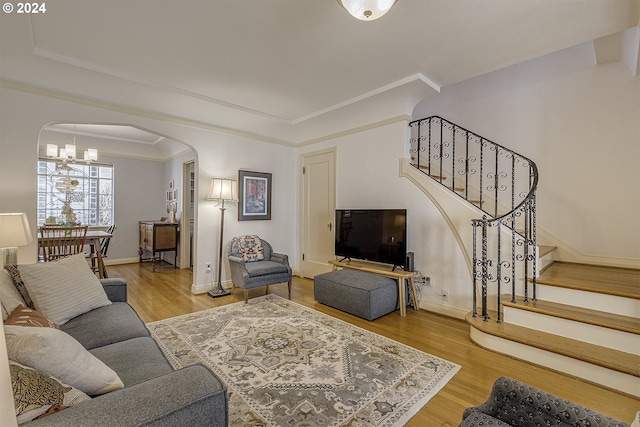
(400, 158, 476, 278)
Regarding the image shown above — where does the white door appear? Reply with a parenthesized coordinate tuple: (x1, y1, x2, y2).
(301, 149, 336, 278)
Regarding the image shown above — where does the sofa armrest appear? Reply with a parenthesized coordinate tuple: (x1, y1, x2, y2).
(100, 278, 127, 303)
(28, 365, 228, 427)
(271, 252, 290, 267)
(461, 377, 629, 427)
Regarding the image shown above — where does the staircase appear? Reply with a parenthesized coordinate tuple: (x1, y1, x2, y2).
(407, 116, 640, 397)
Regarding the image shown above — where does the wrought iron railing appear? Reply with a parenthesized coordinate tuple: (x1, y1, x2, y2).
(408, 116, 538, 322)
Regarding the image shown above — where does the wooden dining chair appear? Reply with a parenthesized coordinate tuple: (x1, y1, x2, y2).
(39, 225, 88, 262)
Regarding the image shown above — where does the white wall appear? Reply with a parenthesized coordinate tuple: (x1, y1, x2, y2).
(0, 87, 297, 293)
(413, 41, 640, 265)
(297, 121, 472, 314)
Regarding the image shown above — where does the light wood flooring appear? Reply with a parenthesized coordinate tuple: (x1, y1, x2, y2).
(108, 262, 640, 426)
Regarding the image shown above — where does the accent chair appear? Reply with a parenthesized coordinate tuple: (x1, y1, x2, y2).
(227, 235, 292, 303)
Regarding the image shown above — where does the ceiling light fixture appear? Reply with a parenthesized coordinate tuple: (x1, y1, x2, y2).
(337, 0, 398, 21)
(46, 125, 98, 164)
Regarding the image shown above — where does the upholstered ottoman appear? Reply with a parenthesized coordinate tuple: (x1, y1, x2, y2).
(314, 270, 399, 320)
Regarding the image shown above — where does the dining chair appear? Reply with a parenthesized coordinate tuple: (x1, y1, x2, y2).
(39, 225, 88, 262)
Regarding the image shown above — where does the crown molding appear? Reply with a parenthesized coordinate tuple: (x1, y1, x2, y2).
(0, 79, 295, 147)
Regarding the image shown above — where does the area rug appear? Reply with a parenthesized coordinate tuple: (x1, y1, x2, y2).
(148, 294, 460, 427)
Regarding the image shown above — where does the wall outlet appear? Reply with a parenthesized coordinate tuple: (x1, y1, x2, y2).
(425, 277, 431, 287)
(441, 288, 448, 301)
(205, 262, 212, 272)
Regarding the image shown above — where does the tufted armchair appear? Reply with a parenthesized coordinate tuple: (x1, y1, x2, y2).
(227, 235, 292, 303)
(460, 376, 629, 427)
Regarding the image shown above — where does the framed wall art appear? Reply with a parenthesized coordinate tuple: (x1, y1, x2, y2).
(238, 170, 271, 221)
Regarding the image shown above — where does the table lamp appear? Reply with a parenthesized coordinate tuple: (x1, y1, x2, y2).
(0, 213, 33, 268)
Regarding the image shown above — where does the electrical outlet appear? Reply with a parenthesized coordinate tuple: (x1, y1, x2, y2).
(206, 263, 212, 272)
(441, 288, 448, 301)
(425, 277, 431, 287)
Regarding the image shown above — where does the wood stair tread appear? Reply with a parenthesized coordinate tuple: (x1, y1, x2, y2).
(536, 262, 640, 299)
(466, 310, 640, 377)
(501, 295, 640, 335)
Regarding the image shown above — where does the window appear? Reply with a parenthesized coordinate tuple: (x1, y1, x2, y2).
(37, 160, 114, 226)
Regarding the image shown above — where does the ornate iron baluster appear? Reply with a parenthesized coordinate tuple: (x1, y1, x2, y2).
(407, 116, 538, 323)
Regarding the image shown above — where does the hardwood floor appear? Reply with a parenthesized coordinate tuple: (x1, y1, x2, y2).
(108, 262, 640, 426)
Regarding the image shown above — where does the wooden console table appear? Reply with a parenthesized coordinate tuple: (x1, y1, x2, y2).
(328, 259, 419, 317)
(139, 221, 179, 271)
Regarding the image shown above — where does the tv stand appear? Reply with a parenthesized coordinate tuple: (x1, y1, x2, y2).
(328, 259, 418, 317)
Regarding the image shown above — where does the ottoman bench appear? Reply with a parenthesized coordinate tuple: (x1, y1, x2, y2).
(314, 269, 401, 320)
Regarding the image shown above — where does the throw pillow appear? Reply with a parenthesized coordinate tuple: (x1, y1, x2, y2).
(0, 268, 26, 320)
(4, 265, 34, 309)
(17, 254, 111, 325)
(5, 325, 124, 395)
(5, 304, 59, 329)
(10, 361, 91, 424)
(233, 235, 265, 262)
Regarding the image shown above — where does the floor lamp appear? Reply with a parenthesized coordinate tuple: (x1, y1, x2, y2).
(207, 178, 238, 298)
(0, 213, 33, 268)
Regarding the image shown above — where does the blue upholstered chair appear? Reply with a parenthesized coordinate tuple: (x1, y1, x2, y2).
(227, 235, 292, 303)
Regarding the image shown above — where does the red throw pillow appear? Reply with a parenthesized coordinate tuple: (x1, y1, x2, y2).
(5, 304, 59, 329)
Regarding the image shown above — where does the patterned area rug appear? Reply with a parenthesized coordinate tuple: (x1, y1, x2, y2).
(148, 294, 460, 427)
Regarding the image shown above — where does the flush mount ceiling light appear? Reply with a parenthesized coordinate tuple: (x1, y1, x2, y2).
(337, 0, 398, 21)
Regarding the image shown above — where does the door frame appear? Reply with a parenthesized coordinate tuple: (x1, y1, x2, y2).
(300, 147, 336, 278)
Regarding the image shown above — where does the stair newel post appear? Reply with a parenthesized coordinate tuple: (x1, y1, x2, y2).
(496, 221, 502, 323)
(481, 216, 489, 321)
(530, 191, 537, 301)
(510, 212, 517, 303)
(523, 203, 530, 303)
(472, 219, 478, 318)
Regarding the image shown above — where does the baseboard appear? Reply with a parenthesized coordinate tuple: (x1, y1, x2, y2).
(104, 257, 139, 265)
(418, 300, 468, 320)
(191, 279, 233, 295)
(537, 229, 640, 269)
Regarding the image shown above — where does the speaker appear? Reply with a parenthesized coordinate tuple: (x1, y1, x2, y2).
(405, 252, 414, 272)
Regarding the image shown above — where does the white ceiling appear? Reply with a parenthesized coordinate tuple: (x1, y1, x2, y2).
(1, 0, 638, 149)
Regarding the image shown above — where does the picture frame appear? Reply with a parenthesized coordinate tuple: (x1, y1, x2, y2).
(238, 170, 272, 221)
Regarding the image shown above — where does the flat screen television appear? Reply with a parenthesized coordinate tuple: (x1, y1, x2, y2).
(335, 209, 407, 269)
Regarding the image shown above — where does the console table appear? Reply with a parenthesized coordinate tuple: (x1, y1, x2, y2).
(139, 221, 179, 271)
(328, 259, 419, 317)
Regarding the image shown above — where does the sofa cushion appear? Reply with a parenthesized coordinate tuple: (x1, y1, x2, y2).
(17, 254, 111, 325)
(61, 302, 150, 350)
(0, 268, 27, 320)
(10, 361, 91, 424)
(5, 304, 59, 329)
(4, 325, 124, 396)
(244, 260, 289, 276)
(90, 337, 174, 387)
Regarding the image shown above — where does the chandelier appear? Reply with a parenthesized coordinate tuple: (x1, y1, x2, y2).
(336, 0, 398, 21)
(46, 125, 98, 164)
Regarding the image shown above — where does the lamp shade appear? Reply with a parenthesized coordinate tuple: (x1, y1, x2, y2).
(0, 213, 33, 247)
(207, 178, 238, 202)
(337, 0, 398, 20)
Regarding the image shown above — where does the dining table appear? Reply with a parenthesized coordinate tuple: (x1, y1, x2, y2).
(38, 229, 112, 279)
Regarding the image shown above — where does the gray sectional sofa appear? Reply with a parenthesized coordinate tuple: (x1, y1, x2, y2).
(24, 278, 228, 426)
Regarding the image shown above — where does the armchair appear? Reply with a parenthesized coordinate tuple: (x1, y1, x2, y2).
(227, 235, 292, 303)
